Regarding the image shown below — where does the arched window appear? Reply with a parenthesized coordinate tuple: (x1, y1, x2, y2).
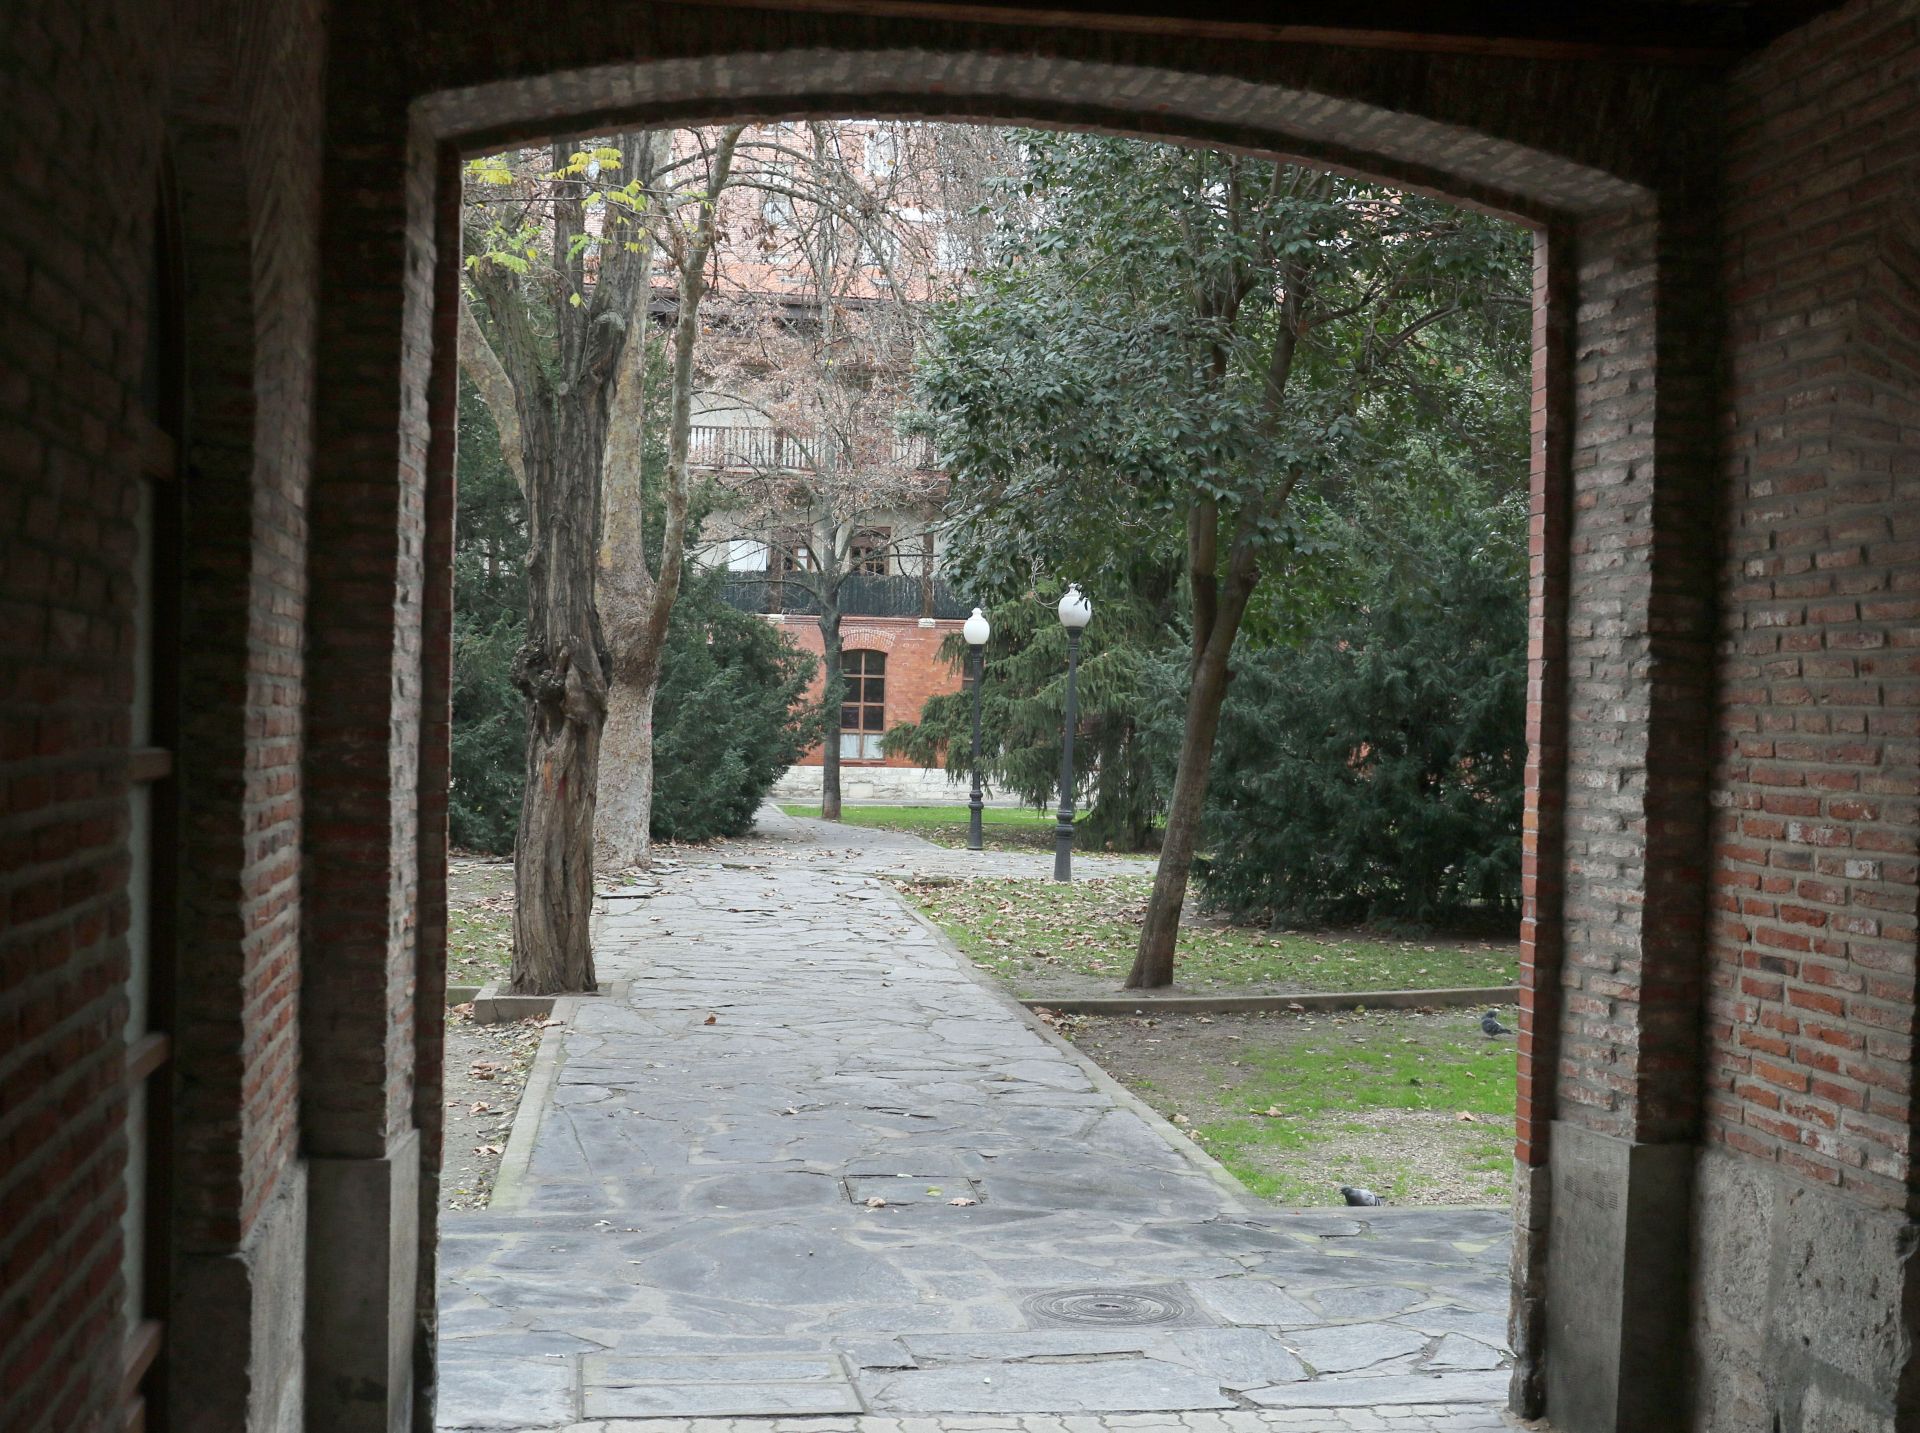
(839, 650, 886, 760)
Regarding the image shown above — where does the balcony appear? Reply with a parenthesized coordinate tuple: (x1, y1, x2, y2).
(720, 570, 968, 620)
(688, 425, 939, 473)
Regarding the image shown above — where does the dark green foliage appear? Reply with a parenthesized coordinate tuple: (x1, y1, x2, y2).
(451, 377, 530, 853)
(914, 132, 1531, 607)
(884, 584, 1183, 851)
(650, 570, 820, 843)
(1201, 480, 1528, 926)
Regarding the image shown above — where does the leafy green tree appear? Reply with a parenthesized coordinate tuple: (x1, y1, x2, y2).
(650, 570, 821, 842)
(1202, 477, 1528, 926)
(916, 133, 1528, 986)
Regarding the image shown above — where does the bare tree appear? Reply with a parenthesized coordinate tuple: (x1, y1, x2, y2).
(459, 126, 742, 991)
(692, 121, 992, 817)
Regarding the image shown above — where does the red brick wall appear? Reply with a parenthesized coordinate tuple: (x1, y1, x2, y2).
(1711, 0, 1920, 1208)
(0, 5, 170, 1428)
(775, 617, 965, 768)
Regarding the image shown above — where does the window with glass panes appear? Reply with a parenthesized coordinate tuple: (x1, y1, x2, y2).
(849, 526, 890, 576)
(839, 650, 886, 760)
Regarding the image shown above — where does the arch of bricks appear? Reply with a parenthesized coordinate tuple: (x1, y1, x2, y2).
(1, 2, 1914, 1432)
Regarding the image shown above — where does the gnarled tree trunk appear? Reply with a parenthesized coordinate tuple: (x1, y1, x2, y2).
(510, 411, 612, 995)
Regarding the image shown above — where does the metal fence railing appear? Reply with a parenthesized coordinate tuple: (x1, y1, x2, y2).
(688, 425, 939, 473)
(720, 571, 969, 620)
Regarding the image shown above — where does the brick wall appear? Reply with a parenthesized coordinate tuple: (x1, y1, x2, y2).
(1689, 3, 1919, 1427)
(775, 616, 965, 769)
(0, 0, 326, 1425)
(1711, 0, 1918, 1211)
(0, 4, 171, 1428)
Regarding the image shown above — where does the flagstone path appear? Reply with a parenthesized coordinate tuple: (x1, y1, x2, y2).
(437, 811, 1519, 1431)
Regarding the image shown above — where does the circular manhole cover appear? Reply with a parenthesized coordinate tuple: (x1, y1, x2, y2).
(1023, 1287, 1194, 1327)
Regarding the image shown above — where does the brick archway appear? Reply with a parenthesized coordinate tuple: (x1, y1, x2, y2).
(288, 28, 1726, 1432)
(14, 5, 1912, 1432)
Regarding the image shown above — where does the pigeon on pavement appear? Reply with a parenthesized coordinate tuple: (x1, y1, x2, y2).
(1340, 1185, 1382, 1207)
(1481, 1010, 1514, 1037)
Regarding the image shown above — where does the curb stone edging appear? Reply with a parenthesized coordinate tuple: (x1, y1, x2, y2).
(1020, 986, 1520, 1017)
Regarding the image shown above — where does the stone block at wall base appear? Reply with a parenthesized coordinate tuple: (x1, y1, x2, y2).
(1691, 1145, 1920, 1433)
(1545, 1121, 1694, 1433)
(1507, 1158, 1550, 1419)
(305, 1131, 420, 1433)
(171, 1167, 308, 1432)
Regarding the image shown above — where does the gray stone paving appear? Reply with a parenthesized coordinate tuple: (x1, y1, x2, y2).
(438, 812, 1519, 1431)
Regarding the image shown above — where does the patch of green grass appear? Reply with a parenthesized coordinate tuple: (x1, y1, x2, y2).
(1069, 1009, 1518, 1205)
(900, 874, 1518, 995)
(447, 860, 514, 985)
(1191, 1017, 1514, 1203)
(780, 802, 1070, 852)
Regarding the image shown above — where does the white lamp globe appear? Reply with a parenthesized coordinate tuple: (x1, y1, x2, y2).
(963, 607, 991, 647)
(1057, 584, 1093, 630)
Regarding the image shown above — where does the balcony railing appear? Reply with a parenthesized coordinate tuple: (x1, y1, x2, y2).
(721, 570, 969, 620)
(688, 425, 938, 473)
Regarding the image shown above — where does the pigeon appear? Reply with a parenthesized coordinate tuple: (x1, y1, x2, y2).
(1481, 1010, 1514, 1037)
(1340, 1185, 1382, 1207)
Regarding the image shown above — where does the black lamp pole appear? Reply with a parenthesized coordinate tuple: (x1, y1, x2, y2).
(1053, 626, 1083, 883)
(967, 640, 986, 852)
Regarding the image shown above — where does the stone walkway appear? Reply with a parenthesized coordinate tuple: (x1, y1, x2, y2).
(437, 813, 1520, 1432)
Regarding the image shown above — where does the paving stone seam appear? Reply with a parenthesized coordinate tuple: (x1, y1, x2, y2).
(880, 879, 1260, 1216)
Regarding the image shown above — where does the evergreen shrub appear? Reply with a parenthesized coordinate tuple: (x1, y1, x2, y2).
(1201, 485, 1527, 927)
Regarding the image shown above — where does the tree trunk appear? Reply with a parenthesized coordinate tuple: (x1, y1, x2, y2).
(510, 409, 609, 994)
(595, 670, 657, 869)
(512, 643, 603, 994)
(1126, 540, 1256, 989)
(819, 603, 844, 821)
(1124, 643, 1233, 989)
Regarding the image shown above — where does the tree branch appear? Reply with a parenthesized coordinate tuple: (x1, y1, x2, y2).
(457, 295, 528, 495)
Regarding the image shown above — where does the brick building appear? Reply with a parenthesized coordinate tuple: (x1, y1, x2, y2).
(677, 117, 983, 803)
(1, 3, 1916, 1433)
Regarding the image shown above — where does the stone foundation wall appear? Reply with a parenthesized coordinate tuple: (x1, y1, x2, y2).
(1693, 2, 1920, 1427)
(1691, 1145, 1920, 1431)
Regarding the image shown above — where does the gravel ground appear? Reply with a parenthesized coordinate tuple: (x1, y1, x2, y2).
(441, 1009, 546, 1211)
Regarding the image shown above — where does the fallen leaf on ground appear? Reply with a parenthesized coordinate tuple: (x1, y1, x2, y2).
(1456, 1111, 1478, 1122)
(467, 1102, 491, 1115)
(474, 1144, 502, 1155)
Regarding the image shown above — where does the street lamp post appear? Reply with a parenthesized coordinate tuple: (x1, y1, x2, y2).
(1053, 584, 1093, 882)
(963, 607, 991, 852)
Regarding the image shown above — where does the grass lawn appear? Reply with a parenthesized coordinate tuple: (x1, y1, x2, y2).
(900, 873, 1518, 998)
(779, 802, 1080, 853)
(447, 855, 514, 985)
(1065, 1008, 1518, 1205)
